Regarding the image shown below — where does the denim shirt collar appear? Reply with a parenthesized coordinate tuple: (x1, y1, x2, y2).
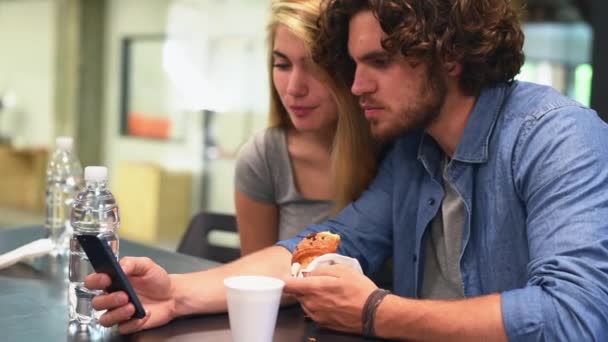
(418, 82, 510, 165)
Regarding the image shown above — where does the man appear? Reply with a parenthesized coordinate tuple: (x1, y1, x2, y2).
(87, 0, 608, 340)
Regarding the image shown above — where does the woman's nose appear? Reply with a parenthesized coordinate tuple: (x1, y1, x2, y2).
(286, 69, 308, 97)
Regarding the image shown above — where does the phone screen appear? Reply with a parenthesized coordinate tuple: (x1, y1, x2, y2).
(77, 234, 146, 319)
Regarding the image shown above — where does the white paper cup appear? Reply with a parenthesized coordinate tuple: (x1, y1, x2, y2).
(224, 275, 285, 342)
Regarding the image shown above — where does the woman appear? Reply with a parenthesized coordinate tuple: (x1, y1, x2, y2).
(234, 0, 379, 255)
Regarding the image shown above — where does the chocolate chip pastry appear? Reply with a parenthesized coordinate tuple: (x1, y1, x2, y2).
(291, 231, 340, 274)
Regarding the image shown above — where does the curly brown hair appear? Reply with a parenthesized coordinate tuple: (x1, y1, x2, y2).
(315, 0, 525, 95)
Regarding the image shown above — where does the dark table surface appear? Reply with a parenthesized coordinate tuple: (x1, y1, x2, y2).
(0, 226, 381, 341)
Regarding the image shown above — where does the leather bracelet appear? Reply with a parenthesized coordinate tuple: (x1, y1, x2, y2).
(362, 288, 391, 337)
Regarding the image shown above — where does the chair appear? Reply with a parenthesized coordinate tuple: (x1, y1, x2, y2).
(177, 212, 240, 263)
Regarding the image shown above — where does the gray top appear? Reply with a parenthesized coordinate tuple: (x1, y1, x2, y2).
(420, 157, 466, 299)
(235, 127, 333, 240)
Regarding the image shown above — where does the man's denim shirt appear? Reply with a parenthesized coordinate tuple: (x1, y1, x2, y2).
(278, 81, 608, 341)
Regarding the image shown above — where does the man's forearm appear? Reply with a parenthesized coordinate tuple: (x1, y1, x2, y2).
(374, 293, 507, 342)
(170, 245, 293, 317)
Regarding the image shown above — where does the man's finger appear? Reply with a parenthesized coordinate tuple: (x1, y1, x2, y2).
(91, 291, 129, 311)
(117, 310, 151, 335)
(120, 257, 154, 277)
(98, 303, 136, 327)
(300, 303, 315, 321)
(284, 277, 316, 296)
(84, 272, 112, 290)
(283, 275, 335, 295)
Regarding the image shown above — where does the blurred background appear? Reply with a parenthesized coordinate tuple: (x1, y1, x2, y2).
(0, 0, 606, 251)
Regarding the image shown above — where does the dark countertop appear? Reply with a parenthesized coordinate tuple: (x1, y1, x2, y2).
(0, 226, 382, 341)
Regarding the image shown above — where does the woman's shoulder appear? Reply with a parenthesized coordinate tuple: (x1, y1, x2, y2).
(247, 126, 285, 148)
(237, 126, 287, 164)
(234, 126, 290, 202)
(263, 126, 287, 146)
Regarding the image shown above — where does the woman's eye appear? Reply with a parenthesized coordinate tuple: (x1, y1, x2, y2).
(273, 63, 291, 70)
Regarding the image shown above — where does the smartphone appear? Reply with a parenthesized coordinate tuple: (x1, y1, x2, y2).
(76, 234, 146, 319)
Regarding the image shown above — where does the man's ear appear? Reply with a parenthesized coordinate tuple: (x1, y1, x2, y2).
(444, 62, 462, 76)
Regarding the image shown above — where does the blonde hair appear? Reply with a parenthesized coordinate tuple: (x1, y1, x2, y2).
(267, 0, 378, 212)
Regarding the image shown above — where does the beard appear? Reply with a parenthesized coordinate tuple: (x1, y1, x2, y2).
(367, 68, 447, 141)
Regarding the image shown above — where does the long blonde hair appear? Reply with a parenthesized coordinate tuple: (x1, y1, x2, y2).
(266, 0, 378, 213)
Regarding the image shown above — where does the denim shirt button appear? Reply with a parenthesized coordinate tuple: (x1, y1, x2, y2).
(427, 198, 436, 206)
(413, 254, 417, 262)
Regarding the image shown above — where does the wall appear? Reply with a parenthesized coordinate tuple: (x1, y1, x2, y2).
(591, 0, 608, 121)
(103, 0, 270, 216)
(0, 0, 55, 148)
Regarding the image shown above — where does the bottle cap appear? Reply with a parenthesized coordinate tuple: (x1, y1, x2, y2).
(56, 136, 73, 151)
(84, 166, 108, 182)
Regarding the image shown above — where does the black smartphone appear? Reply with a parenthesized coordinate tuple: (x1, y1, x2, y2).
(76, 234, 146, 319)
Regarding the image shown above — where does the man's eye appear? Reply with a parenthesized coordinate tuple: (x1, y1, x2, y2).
(373, 58, 389, 67)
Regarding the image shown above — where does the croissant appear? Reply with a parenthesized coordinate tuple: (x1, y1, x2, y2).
(291, 231, 341, 271)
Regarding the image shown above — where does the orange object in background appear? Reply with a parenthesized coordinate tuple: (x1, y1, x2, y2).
(128, 112, 170, 139)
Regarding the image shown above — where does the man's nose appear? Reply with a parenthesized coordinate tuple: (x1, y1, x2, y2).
(351, 67, 375, 96)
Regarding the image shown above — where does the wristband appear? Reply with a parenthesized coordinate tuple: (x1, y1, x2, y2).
(361, 288, 391, 337)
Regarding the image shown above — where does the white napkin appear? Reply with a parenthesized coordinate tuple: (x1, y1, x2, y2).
(0, 238, 54, 270)
(291, 253, 363, 278)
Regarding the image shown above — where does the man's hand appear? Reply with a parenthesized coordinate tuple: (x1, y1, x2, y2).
(284, 264, 378, 334)
(84, 257, 176, 334)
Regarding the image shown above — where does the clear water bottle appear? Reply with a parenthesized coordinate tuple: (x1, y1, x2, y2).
(45, 136, 84, 255)
(68, 166, 120, 337)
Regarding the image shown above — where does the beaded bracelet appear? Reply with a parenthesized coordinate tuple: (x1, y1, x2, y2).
(361, 288, 391, 337)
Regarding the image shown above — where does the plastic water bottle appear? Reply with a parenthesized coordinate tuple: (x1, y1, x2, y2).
(45, 136, 84, 255)
(68, 166, 120, 336)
